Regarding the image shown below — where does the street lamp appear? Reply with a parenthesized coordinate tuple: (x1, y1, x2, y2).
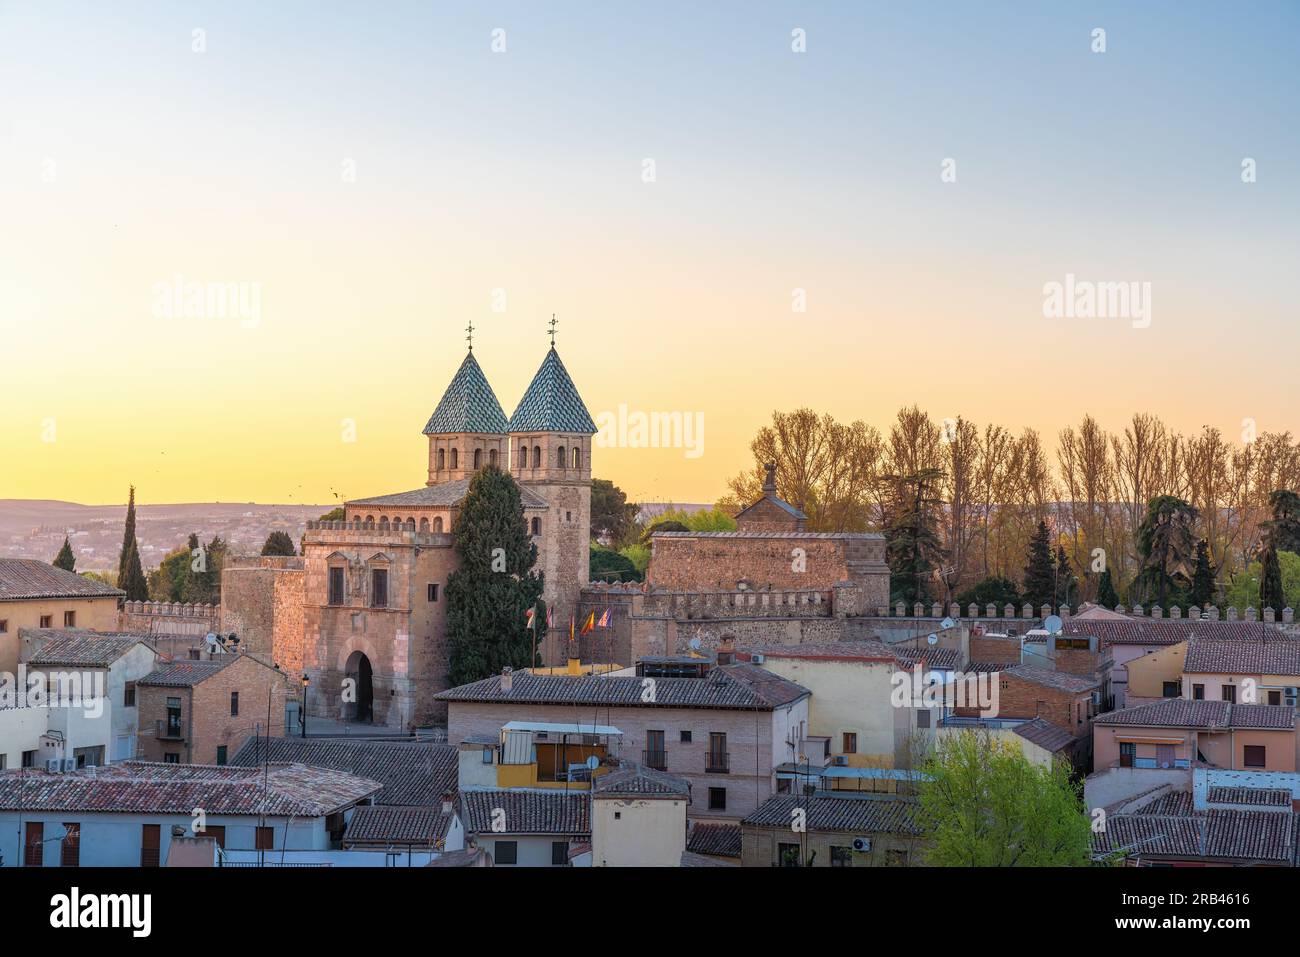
(300, 673, 309, 739)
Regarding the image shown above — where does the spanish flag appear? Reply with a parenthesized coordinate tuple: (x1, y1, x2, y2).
(580, 611, 596, 636)
(525, 607, 535, 630)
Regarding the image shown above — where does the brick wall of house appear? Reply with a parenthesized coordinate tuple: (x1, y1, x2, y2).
(447, 699, 790, 821)
(220, 558, 305, 673)
(970, 635, 1021, 666)
(982, 674, 1094, 737)
(647, 536, 863, 592)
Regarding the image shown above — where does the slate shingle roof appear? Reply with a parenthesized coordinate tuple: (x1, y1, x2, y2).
(460, 789, 591, 835)
(229, 737, 458, 806)
(23, 629, 153, 668)
(742, 794, 921, 834)
(0, 762, 381, 816)
(347, 478, 548, 509)
(687, 822, 741, 858)
(1094, 699, 1295, 730)
(1063, 618, 1290, 647)
(1012, 717, 1076, 753)
(435, 663, 809, 711)
(507, 347, 597, 434)
(1184, 637, 1300, 676)
(422, 351, 509, 435)
(0, 559, 124, 602)
(343, 805, 455, 846)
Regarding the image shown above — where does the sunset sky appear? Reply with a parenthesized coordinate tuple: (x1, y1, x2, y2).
(2, 1, 1297, 508)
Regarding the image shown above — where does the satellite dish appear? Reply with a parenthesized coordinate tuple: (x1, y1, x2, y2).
(203, 633, 218, 647)
(688, 637, 701, 651)
(1044, 615, 1063, 635)
(941, 617, 956, 630)
(586, 755, 599, 770)
(927, 634, 938, 646)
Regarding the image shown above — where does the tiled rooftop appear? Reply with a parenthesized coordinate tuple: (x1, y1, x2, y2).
(22, 629, 153, 668)
(459, 789, 591, 836)
(0, 559, 124, 602)
(422, 350, 510, 435)
(742, 794, 921, 834)
(1094, 699, 1295, 731)
(343, 805, 455, 846)
(687, 822, 741, 858)
(347, 477, 548, 510)
(1184, 637, 1300, 677)
(507, 347, 597, 434)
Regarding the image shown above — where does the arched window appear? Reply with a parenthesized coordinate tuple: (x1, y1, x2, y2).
(533, 445, 541, 468)
(572, 446, 581, 469)
(518, 444, 528, 468)
(379, 516, 389, 529)
(531, 517, 541, 535)
(557, 445, 567, 468)
(365, 515, 375, 526)
(433, 517, 443, 533)
(489, 448, 498, 467)
(419, 518, 429, 532)
(437, 448, 445, 470)
(450, 448, 459, 469)
(473, 448, 482, 469)
(406, 518, 416, 531)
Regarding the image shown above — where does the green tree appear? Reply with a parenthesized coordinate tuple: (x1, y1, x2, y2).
(53, 536, 76, 572)
(1021, 521, 1056, 610)
(117, 485, 139, 585)
(319, 506, 346, 522)
(618, 543, 650, 575)
(118, 539, 149, 602)
(1055, 545, 1077, 612)
(590, 479, 639, 547)
(261, 531, 297, 556)
(918, 731, 1091, 867)
(1225, 551, 1300, 611)
(589, 545, 641, 583)
(955, 576, 1020, 610)
(1096, 567, 1120, 608)
(1263, 490, 1300, 553)
(1260, 543, 1285, 612)
(1190, 539, 1215, 607)
(446, 465, 544, 686)
(883, 467, 946, 604)
(1136, 495, 1199, 607)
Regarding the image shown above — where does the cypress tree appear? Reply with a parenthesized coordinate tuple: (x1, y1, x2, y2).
(261, 531, 297, 556)
(446, 465, 544, 686)
(53, 536, 76, 572)
(1022, 521, 1055, 610)
(1260, 543, 1285, 614)
(1096, 568, 1119, 608)
(117, 485, 138, 585)
(1191, 539, 1216, 607)
(1054, 546, 1077, 611)
(119, 538, 149, 602)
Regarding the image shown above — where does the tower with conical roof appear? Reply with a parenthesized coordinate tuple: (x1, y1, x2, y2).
(508, 337, 597, 623)
(423, 349, 510, 485)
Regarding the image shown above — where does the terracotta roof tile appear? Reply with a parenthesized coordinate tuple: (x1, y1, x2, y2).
(229, 738, 457, 806)
(460, 789, 590, 836)
(0, 559, 124, 602)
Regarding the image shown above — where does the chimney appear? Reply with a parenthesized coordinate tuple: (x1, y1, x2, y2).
(717, 638, 735, 666)
(441, 792, 454, 815)
(500, 666, 513, 692)
(762, 462, 777, 494)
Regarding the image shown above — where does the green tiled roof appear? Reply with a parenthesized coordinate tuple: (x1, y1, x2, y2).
(423, 351, 509, 435)
(508, 348, 597, 434)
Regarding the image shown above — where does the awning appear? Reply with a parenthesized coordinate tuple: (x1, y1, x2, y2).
(501, 720, 622, 736)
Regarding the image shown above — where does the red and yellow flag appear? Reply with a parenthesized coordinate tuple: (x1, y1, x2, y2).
(580, 611, 596, 635)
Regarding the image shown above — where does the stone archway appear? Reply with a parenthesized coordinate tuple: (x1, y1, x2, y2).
(344, 650, 374, 723)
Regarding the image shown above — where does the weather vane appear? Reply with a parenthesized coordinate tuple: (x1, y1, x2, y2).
(548, 314, 558, 347)
(466, 319, 474, 351)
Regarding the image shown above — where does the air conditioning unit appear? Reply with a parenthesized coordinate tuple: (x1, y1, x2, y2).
(45, 759, 62, 773)
(851, 837, 872, 853)
(751, 654, 765, 665)
(1091, 691, 1102, 705)
(1285, 687, 1298, 707)
(62, 759, 78, 772)
(833, 755, 848, 767)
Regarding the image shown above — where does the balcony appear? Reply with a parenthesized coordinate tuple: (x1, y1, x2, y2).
(706, 752, 730, 774)
(642, 749, 667, 771)
(157, 718, 184, 741)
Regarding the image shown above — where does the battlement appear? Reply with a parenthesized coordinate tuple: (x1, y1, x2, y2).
(639, 587, 833, 620)
(303, 520, 452, 547)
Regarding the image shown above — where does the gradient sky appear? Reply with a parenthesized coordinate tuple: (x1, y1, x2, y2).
(1, 1, 1297, 507)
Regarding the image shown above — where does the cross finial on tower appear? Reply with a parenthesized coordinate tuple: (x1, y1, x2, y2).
(548, 314, 558, 347)
(466, 319, 475, 351)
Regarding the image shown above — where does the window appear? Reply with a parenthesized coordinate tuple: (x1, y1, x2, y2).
(495, 841, 518, 865)
(886, 849, 909, 867)
(473, 449, 482, 469)
(1162, 681, 1180, 698)
(371, 568, 388, 608)
(680, 730, 692, 743)
(1268, 690, 1282, 706)
(205, 826, 226, 848)
(916, 709, 931, 728)
(777, 842, 800, 867)
(830, 846, 853, 867)
(843, 733, 857, 753)
(427, 583, 439, 602)
(519, 444, 528, 468)
(437, 448, 445, 470)
(450, 448, 458, 469)
(60, 823, 80, 867)
(1221, 684, 1236, 703)
(708, 787, 726, 811)
(0, 619, 7, 633)
(533, 445, 540, 467)
(63, 610, 76, 627)
(141, 824, 161, 867)
(1244, 745, 1266, 768)
(645, 730, 666, 769)
(256, 827, 274, 850)
(328, 566, 345, 605)
(166, 697, 182, 738)
(419, 518, 429, 532)
(572, 447, 581, 469)
(164, 753, 180, 764)
(22, 750, 36, 768)
(489, 449, 498, 467)
(1193, 683, 1205, 700)
(230, 692, 239, 717)
(40, 615, 52, 628)
(1120, 742, 1135, 767)
(0, 755, 5, 770)
(551, 841, 568, 866)
(216, 746, 228, 766)
(25, 822, 43, 866)
(481, 746, 493, 764)
(557, 446, 566, 468)
(530, 517, 541, 535)
(74, 746, 103, 768)
(708, 732, 728, 772)
(433, 517, 443, 533)
(124, 681, 136, 707)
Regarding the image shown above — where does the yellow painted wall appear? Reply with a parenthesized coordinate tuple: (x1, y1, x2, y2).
(1126, 642, 1187, 699)
(759, 657, 899, 767)
(0, 596, 121, 674)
